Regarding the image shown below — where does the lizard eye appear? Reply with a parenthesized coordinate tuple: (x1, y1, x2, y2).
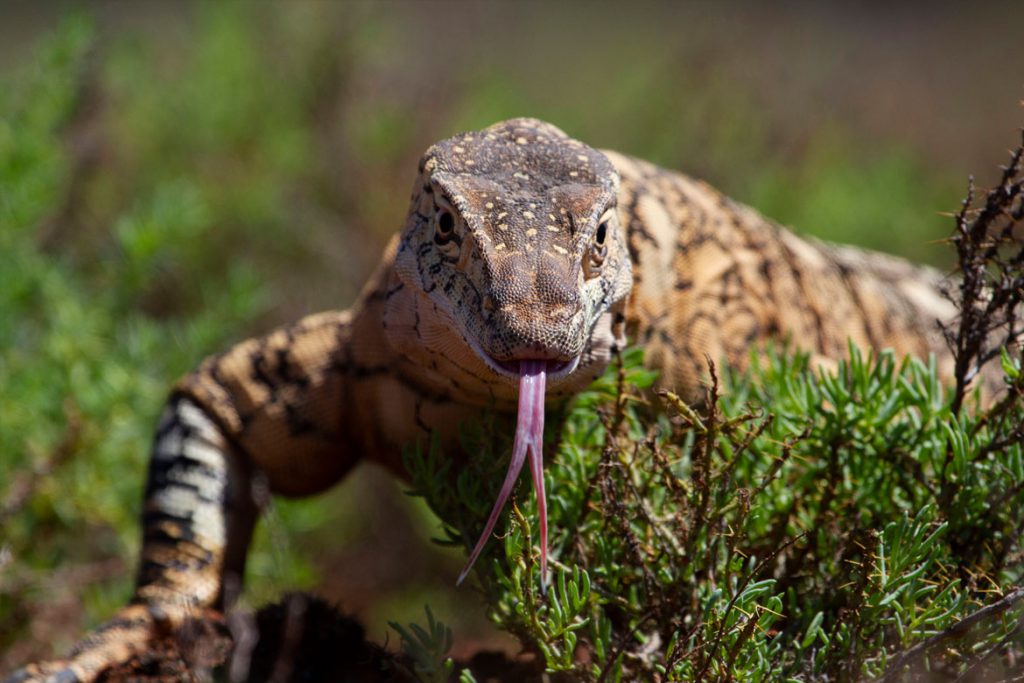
(434, 207, 456, 245)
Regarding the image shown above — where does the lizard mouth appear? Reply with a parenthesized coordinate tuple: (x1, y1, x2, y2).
(456, 358, 554, 593)
(494, 357, 576, 377)
(475, 348, 581, 383)
(462, 331, 582, 385)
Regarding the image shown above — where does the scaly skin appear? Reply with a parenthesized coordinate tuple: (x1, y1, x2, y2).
(6, 119, 976, 681)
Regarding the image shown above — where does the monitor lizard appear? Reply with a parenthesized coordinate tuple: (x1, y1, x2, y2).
(7, 118, 967, 682)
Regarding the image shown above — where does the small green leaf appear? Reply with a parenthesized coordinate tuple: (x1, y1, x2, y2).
(1001, 347, 1021, 380)
(800, 611, 824, 649)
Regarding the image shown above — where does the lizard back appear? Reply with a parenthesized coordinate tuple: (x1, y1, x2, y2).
(609, 150, 960, 400)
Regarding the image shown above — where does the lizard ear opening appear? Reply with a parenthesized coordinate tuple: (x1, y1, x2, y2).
(435, 207, 456, 244)
(585, 220, 610, 278)
(432, 199, 464, 262)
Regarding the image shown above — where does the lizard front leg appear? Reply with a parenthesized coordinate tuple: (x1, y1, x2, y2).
(6, 308, 372, 682)
(135, 396, 257, 613)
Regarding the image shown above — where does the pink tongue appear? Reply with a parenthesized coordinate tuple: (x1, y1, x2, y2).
(457, 359, 549, 592)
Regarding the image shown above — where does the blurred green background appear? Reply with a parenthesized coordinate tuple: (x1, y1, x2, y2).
(1, 0, 1023, 668)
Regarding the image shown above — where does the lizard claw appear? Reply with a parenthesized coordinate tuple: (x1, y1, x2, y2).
(3, 604, 230, 683)
(5, 659, 86, 683)
(2, 662, 71, 683)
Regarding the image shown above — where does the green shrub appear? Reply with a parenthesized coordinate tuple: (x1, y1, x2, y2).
(404, 342, 1024, 681)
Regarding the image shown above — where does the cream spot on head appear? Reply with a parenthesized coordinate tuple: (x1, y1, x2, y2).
(498, 223, 509, 231)
(523, 211, 535, 219)
(569, 171, 579, 177)
(525, 243, 534, 252)
(559, 208, 567, 214)
(495, 243, 507, 250)
(497, 211, 507, 219)
(514, 171, 530, 180)
(466, 159, 476, 166)
(577, 154, 588, 162)
(454, 145, 466, 153)
(552, 244, 568, 255)
(516, 136, 528, 145)
(526, 228, 537, 237)
(485, 202, 494, 209)
(546, 225, 560, 232)
(549, 213, 556, 220)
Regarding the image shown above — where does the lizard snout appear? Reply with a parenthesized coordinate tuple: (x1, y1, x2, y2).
(488, 302, 585, 359)
(468, 298, 586, 381)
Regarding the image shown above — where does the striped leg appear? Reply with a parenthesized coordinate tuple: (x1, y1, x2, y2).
(135, 395, 258, 611)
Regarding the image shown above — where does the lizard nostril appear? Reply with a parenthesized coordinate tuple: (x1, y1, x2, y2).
(482, 294, 496, 312)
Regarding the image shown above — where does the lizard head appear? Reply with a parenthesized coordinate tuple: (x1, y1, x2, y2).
(386, 118, 633, 589)
(388, 118, 633, 400)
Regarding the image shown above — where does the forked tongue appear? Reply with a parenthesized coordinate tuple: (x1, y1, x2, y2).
(457, 359, 549, 593)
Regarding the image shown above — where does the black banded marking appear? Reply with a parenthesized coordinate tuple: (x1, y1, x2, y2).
(136, 396, 230, 608)
(834, 260, 883, 349)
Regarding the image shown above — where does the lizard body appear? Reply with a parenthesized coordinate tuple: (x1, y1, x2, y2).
(8, 119, 965, 682)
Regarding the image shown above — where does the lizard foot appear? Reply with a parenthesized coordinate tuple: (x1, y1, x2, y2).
(3, 604, 231, 683)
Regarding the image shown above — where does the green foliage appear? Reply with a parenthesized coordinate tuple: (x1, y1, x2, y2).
(406, 345, 1024, 680)
(389, 605, 457, 683)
